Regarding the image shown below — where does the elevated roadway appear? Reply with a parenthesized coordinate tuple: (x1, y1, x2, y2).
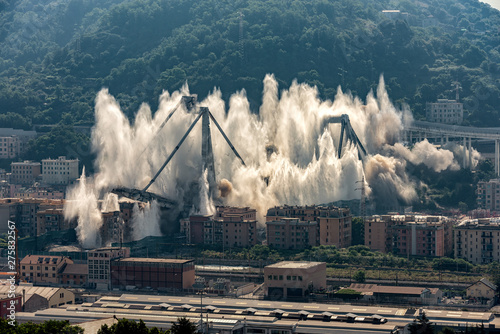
(405, 120, 500, 175)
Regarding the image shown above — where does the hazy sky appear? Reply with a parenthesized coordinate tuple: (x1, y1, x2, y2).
(481, 0, 500, 10)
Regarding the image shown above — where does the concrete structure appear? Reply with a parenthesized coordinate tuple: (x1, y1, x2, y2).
(36, 208, 76, 236)
(181, 206, 258, 248)
(466, 278, 497, 300)
(42, 156, 79, 185)
(477, 178, 500, 211)
(0, 285, 74, 311)
(426, 99, 463, 125)
(87, 247, 130, 290)
(110, 258, 195, 290)
(59, 264, 88, 287)
(0, 294, 21, 319)
(349, 283, 442, 305)
(264, 261, 326, 299)
(10, 161, 41, 185)
(20, 255, 74, 284)
(266, 218, 318, 249)
(454, 218, 500, 264)
(365, 214, 453, 257)
(266, 205, 351, 249)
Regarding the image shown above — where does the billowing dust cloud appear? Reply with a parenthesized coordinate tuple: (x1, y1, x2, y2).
(65, 75, 469, 248)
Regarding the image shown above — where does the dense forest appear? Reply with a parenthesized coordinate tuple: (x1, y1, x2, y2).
(0, 0, 499, 129)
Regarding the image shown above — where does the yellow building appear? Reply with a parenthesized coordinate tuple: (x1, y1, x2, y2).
(454, 218, 500, 264)
(466, 278, 497, 300)
(20, 255, 73, 284)
(264, 261, 326, 300)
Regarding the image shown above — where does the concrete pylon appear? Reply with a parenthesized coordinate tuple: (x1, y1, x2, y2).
(201, 107, 217, 197)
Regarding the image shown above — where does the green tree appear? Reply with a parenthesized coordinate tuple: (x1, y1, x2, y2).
(351, 218, 364, 246)
(170, 317, 198, 334)
(409, 312, 434, 334)
(353, 270, 366, 283)
(98, 318, 167, 334)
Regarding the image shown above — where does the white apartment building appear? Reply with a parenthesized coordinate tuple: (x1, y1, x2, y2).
(42, 156, 79, 185)
(454, 219, 500, 265)
(426, 99, 463, 125)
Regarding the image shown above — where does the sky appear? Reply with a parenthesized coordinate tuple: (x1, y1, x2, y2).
(481, 0, 500, 10)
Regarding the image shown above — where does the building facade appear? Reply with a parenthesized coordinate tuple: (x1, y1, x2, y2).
(477, 179, 500, 212)
(266, 218, 318, 249)
(10, 161, 41, 185)
(36, 208, 77, 236)
(426, 99, 463, 125)
(266, 205, 351, 249)
(454, 218, 500, 264)
(264, 261, 326, 299)
(365, 214, 453, 257)
(20, 255, 74, 284)
(42, 156, 79, 185)
(111, 258, 195, 290)
(181, 206, 258, 248)
(87, 247, 130, 290)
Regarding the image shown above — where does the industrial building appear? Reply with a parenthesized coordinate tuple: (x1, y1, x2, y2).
(454, 218, 500, 264)
(87, 247, 130, 290)
(110, 258, 195, 290)
(264, 261, 326, 299)
(0, 285, 74, 312)
(365, 214, 453, 257)
(15, 293, 499, 333)
(348, 283, 442, 305)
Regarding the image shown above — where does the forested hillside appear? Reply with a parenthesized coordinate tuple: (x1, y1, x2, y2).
(0, 0, 499, 133)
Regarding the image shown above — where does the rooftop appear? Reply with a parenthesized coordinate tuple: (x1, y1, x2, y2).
(265, 261, 325, 269)
(113, 258, 193, 264)
(62, 264, 88, 276)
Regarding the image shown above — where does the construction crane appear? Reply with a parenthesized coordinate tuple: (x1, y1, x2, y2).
(322, 114, 367, 159)
(112, 96, 246, 204)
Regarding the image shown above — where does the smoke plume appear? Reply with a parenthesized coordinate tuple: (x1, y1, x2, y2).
(65, 74, 466, 247)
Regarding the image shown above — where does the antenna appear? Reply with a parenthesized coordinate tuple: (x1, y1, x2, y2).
(451, 81, 461, 101)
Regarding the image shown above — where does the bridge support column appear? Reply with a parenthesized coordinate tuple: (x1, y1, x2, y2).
(496, 140, 500, 177)
(468, 137, 472, 170)
(463, 137, 467, 169)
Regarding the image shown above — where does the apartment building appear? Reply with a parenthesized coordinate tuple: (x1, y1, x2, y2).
(454, 218, 500, 265)
(426, 99, 463, 125)
(36, 208, 77, 236)
(42, 156, 79, 185)
(267, 218, 318, 249)
(181, 206, 258, 248)
(266, 205, 351, 249)
(88, 247, 131, 290)
(10, 161, 41, 185)
(365, 214, 453, 257)
(12, 199, 65, 237)
(477, 178, 500, 212)
(0, 136, 21, 159)
(20, 255, 74, 284)
(0, 198, 20, 234)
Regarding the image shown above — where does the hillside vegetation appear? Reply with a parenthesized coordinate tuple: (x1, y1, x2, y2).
(0, 0, 498, 130)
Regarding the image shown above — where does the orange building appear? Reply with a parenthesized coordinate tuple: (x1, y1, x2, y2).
(266, 205, 351, 249)
(365, 214, 452, 257)
(181, 206, 258, 248)
(267, 218, 318, 249)
(20, 255, 74, 284)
